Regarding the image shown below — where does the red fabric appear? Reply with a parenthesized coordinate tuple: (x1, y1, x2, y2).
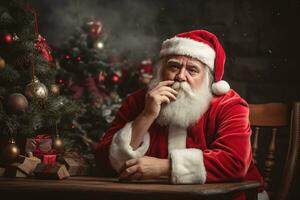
(95, 88, 264, 199)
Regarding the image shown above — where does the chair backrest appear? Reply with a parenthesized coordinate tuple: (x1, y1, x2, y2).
(249, 102, 300, 200)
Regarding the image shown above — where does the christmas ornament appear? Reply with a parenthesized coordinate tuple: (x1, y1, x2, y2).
(34, 34, 53, 62)
(0, 56, 5, 70)
(56, 79, 65, 85)
(8, 93, 28, 113)
(138, 59, 153, 85)
(50, 84, 60, 94)
(76, 56, 81, 62)
(64, 54, 71, 60)
(4, 33, 12, 43)
(2, 138, 20, 163)
(111, 74, 120, 83)
(53, 124, 63, 152)
(25, 76, 49, 100)
(86, 20, 103, 39)
(53, 135, 63, 150)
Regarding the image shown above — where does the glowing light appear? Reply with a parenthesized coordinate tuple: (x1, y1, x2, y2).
(96, 42, 104, 49)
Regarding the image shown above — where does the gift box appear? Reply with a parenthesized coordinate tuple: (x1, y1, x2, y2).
(57, 151, 91, 176)
(25, 134, 56, 162)
(43, 155, 56, 165)
(34, 163, 70, 180)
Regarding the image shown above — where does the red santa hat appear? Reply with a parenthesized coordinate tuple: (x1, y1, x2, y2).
(159, 29, 230, 95)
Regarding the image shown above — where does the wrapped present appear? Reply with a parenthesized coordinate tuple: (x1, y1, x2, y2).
(43, 155, 56, 165)
(4, 155, 41, 177)
(25, 134, 56, 160)
(57, 151, 90, 176)
(34, 163, 70, 180)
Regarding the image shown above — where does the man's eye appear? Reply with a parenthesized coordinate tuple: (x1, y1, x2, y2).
(188, 69, 198, 74)
(169, 65, 179, 70)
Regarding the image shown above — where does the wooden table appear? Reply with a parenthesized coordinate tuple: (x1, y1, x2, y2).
(0, 177, 260, 200)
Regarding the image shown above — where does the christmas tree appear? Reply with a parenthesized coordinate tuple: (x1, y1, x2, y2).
(0, 0, 80, 164)
(54, 18, 143, 154)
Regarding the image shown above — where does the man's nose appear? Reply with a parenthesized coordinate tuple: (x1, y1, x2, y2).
(175, 68, 187, 82)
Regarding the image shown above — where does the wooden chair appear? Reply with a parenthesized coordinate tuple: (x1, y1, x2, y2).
(249, 102, 300, 200)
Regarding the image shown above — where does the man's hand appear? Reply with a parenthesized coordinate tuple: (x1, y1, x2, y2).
(119, 156, 170, 180)
(142, 80, 177, 119)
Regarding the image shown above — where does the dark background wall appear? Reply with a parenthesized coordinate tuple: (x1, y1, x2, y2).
(32, 0, 300, 103)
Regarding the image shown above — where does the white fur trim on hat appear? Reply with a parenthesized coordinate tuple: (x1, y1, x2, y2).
(170, 148, 206, 184)
(160, 37, 216, 71)
(109, 121, 150, 172)
(211, 80, 230, 96)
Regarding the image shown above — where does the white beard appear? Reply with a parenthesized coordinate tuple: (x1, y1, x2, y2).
(148, 62, 213, 128)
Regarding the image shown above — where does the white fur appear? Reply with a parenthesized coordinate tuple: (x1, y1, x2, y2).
(258, 190, 269, 200)
(152, 67, 212, 128)
(109, 122, 150, 172)
(170, 148, 206, 184)
(211, 80, 230, 95)
(160, 37, 215, 71)
(168, 125, 187, 152)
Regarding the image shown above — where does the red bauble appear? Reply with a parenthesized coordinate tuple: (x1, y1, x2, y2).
(87, 20, 103, 39)
(57, 79, 65, 85)
(111, 75, 120, 83)
(69, 123, 76, 129)
(64, 54, 71, 60)
(4, 34, 12, 43)
(34, 34, 53, 62)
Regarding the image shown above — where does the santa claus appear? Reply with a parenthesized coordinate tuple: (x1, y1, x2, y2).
(95, 30, 267, 200)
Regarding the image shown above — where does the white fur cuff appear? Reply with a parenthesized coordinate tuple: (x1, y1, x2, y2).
(170, 148, 206, 184)
(109, 122, 150, 172)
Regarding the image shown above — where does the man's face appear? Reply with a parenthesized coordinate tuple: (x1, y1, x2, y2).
(162, 55, 207, 90)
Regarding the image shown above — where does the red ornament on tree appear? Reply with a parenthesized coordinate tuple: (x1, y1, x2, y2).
(64, 54, 71, 60)
(111, 74, 120, 83)
(34, 34, 53, 62)
(56, 79, 65, 85)
(87, 20, 103, 39)
(138, 59, 153, 85)
(4, 34, 12, 43)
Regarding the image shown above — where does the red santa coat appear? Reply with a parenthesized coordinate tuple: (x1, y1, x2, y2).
(95, 88, 264, 199)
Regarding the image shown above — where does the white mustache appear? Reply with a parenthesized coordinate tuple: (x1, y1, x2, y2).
(171, 82, 195, 97)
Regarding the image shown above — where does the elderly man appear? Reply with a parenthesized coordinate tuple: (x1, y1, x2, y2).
(95, 30, 266, 200)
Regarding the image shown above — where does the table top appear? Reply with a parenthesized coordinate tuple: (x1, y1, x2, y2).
(0, 176, 260, 198)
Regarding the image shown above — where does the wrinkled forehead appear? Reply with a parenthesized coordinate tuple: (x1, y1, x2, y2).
(162, 55, 205, 68)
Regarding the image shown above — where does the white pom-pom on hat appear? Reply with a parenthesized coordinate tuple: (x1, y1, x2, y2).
(212, 80, 230, 96)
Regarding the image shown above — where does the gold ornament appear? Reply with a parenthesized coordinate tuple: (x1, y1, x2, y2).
(0, 56, 5, 70)
(8, 93, 28, 113)
(50, 84, 60, 94)
(25, 76, 48, 99)
(53, 134, 63, 151)
(2, 138, 20, 163)
(52, 123, 63, 153)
